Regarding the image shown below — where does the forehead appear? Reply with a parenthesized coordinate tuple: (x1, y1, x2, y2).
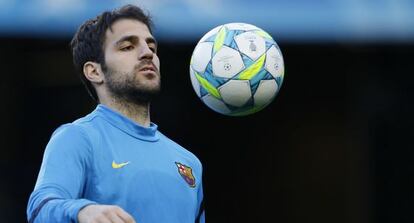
(104, 19, 152, 45)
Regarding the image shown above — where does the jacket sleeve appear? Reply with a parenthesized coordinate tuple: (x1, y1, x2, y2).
(196, 164, 205, 223)
(27, 124, 97, 223)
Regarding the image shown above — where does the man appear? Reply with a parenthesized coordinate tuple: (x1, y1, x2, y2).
(27, 5, 204, 223)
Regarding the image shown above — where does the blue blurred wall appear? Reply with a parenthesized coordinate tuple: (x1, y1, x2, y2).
(1, 0, 414, 42)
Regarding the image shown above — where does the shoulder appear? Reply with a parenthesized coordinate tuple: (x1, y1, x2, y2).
(47, 112, 103, 153)
(47, 123, 92, 155)
(51, 123, 88, 143)
(52, 110, 104, 140)
(157, 131, 203, 170)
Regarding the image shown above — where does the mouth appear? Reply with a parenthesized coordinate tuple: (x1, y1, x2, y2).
(137, 65, 158, 79)
(139, 65, 156, 72)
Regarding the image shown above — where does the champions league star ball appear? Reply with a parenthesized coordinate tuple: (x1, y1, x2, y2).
(189, 23, 285, 116)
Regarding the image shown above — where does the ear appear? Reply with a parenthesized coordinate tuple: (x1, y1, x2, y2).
(83, 61, 104, 84)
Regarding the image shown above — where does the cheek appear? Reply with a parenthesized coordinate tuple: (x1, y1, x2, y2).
(104, 51, 120, 72)
(107, 55, 135, 73)
(153, 56, 160, 71)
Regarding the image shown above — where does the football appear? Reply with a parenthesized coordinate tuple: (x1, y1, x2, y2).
(189, 23, 285, 116)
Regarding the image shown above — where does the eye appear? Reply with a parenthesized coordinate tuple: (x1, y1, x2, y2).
(120, 45, 134, 51)
(149, 45, 157, 53)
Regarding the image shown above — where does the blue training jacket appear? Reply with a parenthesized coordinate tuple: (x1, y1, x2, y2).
(27, 104, 205, 223)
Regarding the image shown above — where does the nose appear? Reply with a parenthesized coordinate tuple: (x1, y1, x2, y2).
(139, 42, 154, 60)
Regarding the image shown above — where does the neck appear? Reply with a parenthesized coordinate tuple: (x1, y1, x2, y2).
(101, 97, 151, 127)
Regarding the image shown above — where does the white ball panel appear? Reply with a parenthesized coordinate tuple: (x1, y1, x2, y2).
(234, 31, 266, 61)
(254, 79, 278, 107)
(265, 45, 284, 78)
(191, 42, 213, 73)
(219, 80, 252, 107)
(189, 68, 201, 97)
(199, 25, 223, 43)
(212, 46, 245, 78)
(225, 23, 259, 31)
(202, 94, 231, 114)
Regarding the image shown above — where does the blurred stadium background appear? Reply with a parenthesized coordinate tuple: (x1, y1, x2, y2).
(1, 0, 413, 222)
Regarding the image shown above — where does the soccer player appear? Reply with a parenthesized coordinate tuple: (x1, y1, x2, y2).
(27, 5, 204, 223)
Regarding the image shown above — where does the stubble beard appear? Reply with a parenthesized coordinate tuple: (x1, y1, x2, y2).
(103, 64, 161, 106)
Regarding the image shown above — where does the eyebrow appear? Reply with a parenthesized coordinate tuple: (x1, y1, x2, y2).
(115, 35, 158, 47)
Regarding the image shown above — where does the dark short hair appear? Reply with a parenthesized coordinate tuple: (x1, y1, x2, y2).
(70, 4, 153, 102)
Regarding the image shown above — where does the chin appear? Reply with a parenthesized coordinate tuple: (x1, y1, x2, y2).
(139, 78, 160, 90)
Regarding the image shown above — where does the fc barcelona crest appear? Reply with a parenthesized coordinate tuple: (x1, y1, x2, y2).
(175, 162, 196, 188)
